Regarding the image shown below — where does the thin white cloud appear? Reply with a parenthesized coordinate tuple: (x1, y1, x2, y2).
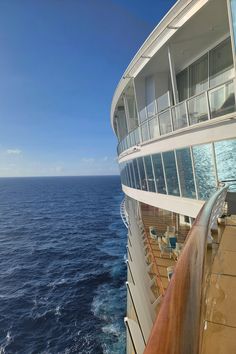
(6, 149, 22, 155)
(81, 158, 95, 163)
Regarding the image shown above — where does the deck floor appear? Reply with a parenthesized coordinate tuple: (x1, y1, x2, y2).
(201, 220, 236, 354)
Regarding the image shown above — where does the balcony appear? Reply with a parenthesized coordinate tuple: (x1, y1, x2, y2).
(117, 79, 236, 157)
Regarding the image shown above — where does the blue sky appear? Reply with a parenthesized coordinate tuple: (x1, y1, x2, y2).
(0, 0, 176, 177)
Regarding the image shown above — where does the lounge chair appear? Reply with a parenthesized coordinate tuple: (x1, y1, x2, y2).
(149, 226, 158, 240)
(157, 237, 173, 258)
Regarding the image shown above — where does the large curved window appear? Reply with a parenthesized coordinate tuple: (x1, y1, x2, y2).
(214, 139, 236, 182)
(137, 157, 148, 191)
(144, 156, 156, 192)
(120, 138, 236, 201)
(162, 151, 180, 196)
(152, 154, 166, 194)
(192, 144, 216, 200)
(133, 159, 141, 190)
(176, 148, 196, 198)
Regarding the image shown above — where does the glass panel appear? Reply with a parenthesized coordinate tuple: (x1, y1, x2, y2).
(137, 157, 148, 191)
(133, 159, 141, 190)
(126, 95, 138, 120)
(214, 139, 236, 183)
(177, 69, 188, 102)
(209, 38, 234, 87)
(209, 80, 235, 118)
(188, 93, 208, 125)
(128, 162, 135, 188)
(141, 122, 149, 142)
(192, 144, 216, 200)
(129, 131, 134, 147)
(157, 92, 171, 112)
(159, 110, 172, 135)
(162, 151, 180, 196)
(189, 54, 208, 96)
(176, 148, 196, 198)
(139, 107, 147, 123)
(131, 161, 137, 188)
(123, 163, 127, 186)
(172, 102, 188, 130)
(144, 156, 156, 192)
(146, 76, 156, 117)
(152, 154, 166, 194)
(149, 116, 160, 140)
(134, 127, 140, 145)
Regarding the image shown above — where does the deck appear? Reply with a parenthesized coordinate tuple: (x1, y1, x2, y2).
(201, 217, 236, 354)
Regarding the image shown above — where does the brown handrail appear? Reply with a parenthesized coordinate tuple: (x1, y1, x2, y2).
(144, 186, 228, 354)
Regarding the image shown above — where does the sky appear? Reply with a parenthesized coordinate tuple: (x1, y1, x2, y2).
(0, 0, 177, 177)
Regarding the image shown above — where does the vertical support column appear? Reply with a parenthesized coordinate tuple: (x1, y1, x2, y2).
(168, 45, 179, 105)
(123, 93, 131, 133)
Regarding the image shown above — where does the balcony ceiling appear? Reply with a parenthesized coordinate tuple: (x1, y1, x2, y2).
(139, 0, 230, 77)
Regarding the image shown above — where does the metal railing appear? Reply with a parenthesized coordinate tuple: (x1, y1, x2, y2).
(144, 185, 228, 354)
(117, 79, 235, 156)
(120, 198, 129, 228)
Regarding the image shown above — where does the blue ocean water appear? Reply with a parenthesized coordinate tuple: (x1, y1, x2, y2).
(0, 176, 127, 354)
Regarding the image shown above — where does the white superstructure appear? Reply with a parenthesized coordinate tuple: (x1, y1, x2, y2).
(111, 1, 236, 353)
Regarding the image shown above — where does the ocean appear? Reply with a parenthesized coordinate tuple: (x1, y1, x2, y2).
(0, 176, 127, 354)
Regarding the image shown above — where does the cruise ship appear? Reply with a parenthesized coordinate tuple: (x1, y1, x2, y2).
(111, 0, 236, 353)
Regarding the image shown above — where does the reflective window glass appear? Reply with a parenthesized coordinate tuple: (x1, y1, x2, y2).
(137, 157, 148, 191)
(188, 93, 208, 125)
(214, 139, 236, 183)
(128, 162, 135, 188)
(162, 151, 180, 196)
(144, 156, 156, 192)
(125, 163, 130, 187)
(159, 110, 172, 135)
(172, 102, 188, 130)
(209, 38, 234, 87)
(141, 122, 150, 142)
(176, 148, 196, 198)
(209, 80, 235, 119)
(189, 54, 208, 96)
(149, 117, 160, 140)
(133, 159, 141, 190)
(177, 69, 188, 102)
(192, 144, 216, 200)
(152, 154, 166, 194)
(146, 76, 156, 117)
(157, 92, 171, 112)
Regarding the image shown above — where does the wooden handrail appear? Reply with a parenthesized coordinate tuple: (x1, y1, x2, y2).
(144, 186, 228, 354)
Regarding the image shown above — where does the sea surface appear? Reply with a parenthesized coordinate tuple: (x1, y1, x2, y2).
(0, 176, 127, 354)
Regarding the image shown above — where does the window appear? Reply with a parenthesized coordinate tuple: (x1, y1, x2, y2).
(149, 116, 160, 140)
(144, 156, 156, 192)
(209, 38, 234, 87)
(162, 151, 180, 196)
(137, 157, 148, 191)
(188, 93, 208, 125)
(214, 139, 236, 183)
(177, 69, 188, 102)
(159, 110, 172, 135)
(192, 144, 216, 200)
(141, 122, 150, 142)
(176, 148, 196, 198)
(189, 54, 208, 96)
(145, 76, 156, 117)
(152, 154, 166, 194)
(172, 102, 188, 130)
(133, 159, 141, 190)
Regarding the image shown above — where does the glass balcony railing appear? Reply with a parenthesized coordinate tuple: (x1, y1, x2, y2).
(117, 79, 235, 156)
